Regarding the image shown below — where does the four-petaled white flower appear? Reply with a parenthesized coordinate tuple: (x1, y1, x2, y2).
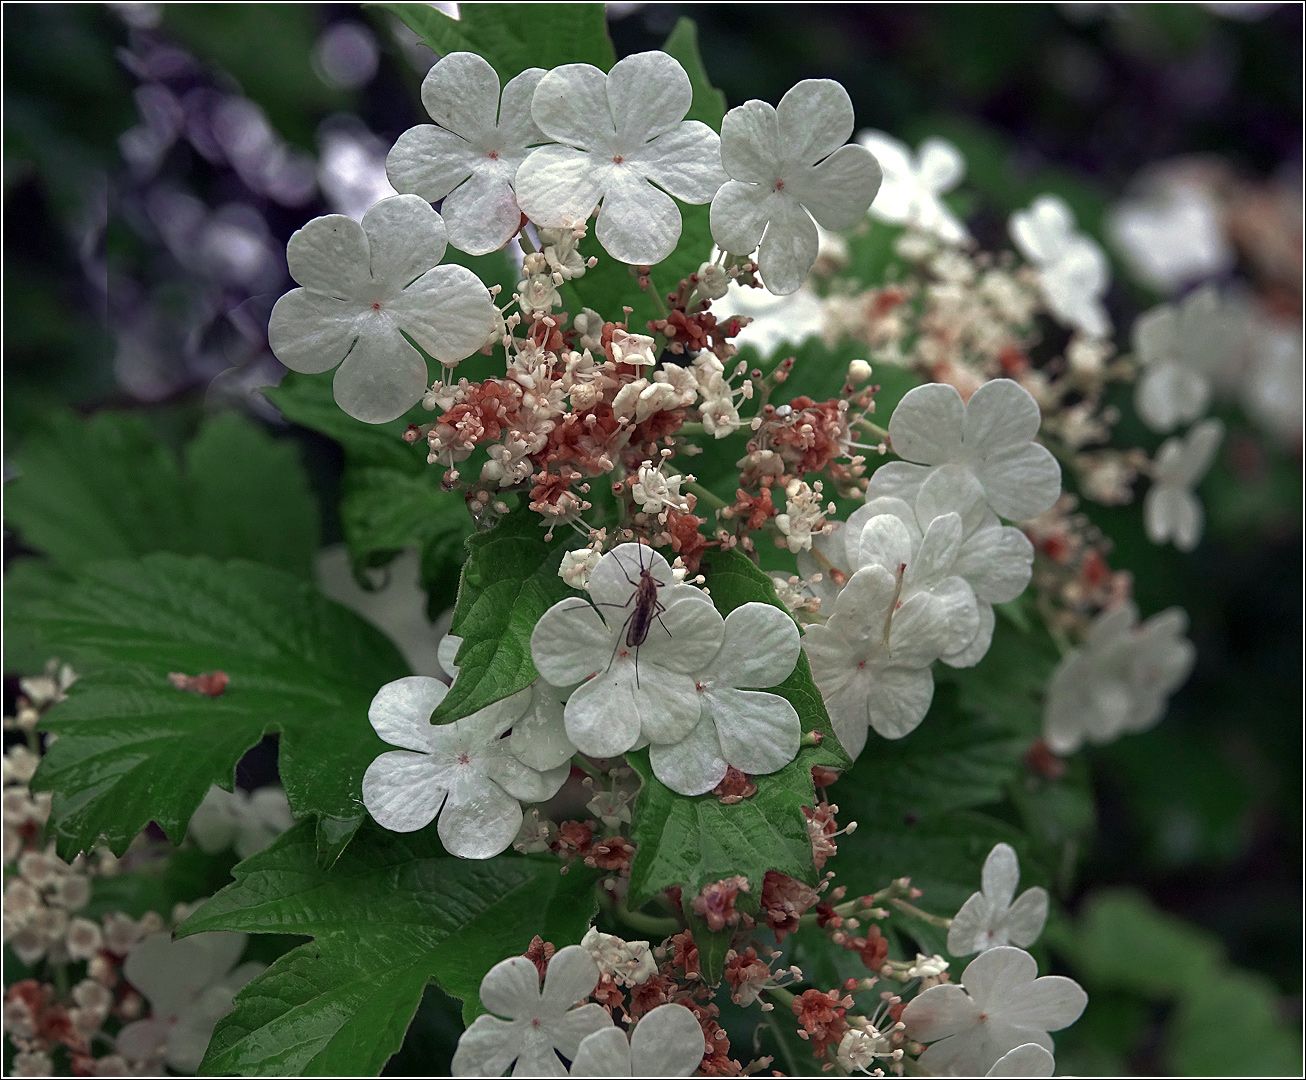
(1133, 287, 1245, 433)
(857, 131, 968, 244)
(985, 1042, 1057, 1077)
(859, 465, 1035, 668)
(452, 945, 613, 1077)
(902, 946, 1086, 1077)
(649, 602, 802, 795)
(1042, 601, 1195, 755)
(948, 843, 1049, 957)
(387, 52, 545, 255)
(1107, 177, 1233, 295)
(268, 195, 498, 423)
(711, 80, 881, 296)
(187, 784, 294, 860)
(530, 544, 724, 759)
(866, 379, 1062, 523)
(1144, 418, 1223, 552)
(515, 52, 725, 266)
(569, 1003, 705, 1077)
(803, 564, 960, 758)
(1009, 195, 1110, 339)
(580, 927, 657, 988)
(116, 931, 264, 1074)
(361, 676, 569, 858)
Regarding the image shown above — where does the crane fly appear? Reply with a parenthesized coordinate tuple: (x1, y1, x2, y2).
(593, 544, 673, 686)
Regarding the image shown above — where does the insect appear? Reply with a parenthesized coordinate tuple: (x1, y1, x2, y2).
(595, 544, 673, 683)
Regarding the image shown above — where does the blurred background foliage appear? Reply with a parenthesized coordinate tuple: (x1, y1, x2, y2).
(3, 3, 1300, 1076)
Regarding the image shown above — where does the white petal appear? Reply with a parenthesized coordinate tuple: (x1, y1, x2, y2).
(332, 321, 429, 424)
(438, 769, 522, 859)
(757, 194, 819, 296)
(858, 130, 914, 221)
(954, 526, 1033, 604)
(362, 750, 448, 833)
(917, 137, 965, 194)
(1144, 486, 1200, 549)
(589, 544, 670, 609)
(889, 382, 966, 465)
(1174, 418, 1224, 486)
(857, 513, 913, 574)
(542, 945, 602, 1012)
(708, 688, 801, 777)
(391, 263, 497, 364)
(531, 64, 615, 149)
(801, 625, 873, 760)
(362, 195, 448, 289)
(649, 709, 726, 796)
(514, 1029, 568, 1077)
(480, 955, 542, 1019)
(710, 180, 774, 257)
(825, 564, 897, 641)
(1003, 888, 1049, 949)
(387, 124, 478, 206)
(439, 634, 462, 680)
(775, 79, 853, 167)
(911, 512, 964, 587)
(720, 99, 780, 184)
(946, 892, 996, 957)
(516, 144, 608, 229)
(999, 975, 1087, 1032)
(452, 1013, 523, 1077)
(485, 744, 567, 805)
(866, 664, 934, 740)
(499, 68, 548, 146)
(1135, 363, 1209, 433)
(640, 121, 726, 204)
(636, 587, 724, 674)
(441, 167, 527, 256)
(893, 583, 976, 663)
(981, 843, 1021, 908)
(972, 443, 1062, 521)
(509, 686, 574, 772)
(863, 460, 932, 505)
(790, 142, 881, 231)
(962, 946, 1038, 1009)
(569, 1026, 633, 1077)
(268, 289, 365, 375)
(548, 1002, 614, 1060)
(369, 676, 449, 752)
(942, 601, 996, 669)
(532, 598, 617, 686)
(985, 1043, 1056, 1077)
(965, 379, 1043, 457)
(629, 1003, 705, 1077)
(420, 52, 500, 142)
(902, 983, 980, 1043)
(596, 168, 682, 265)
(286, 213, 369, 296)
(115, 1018, 173, 1064)
(702, 602, 800, 689)
(123, 932, 242, 1012)
(563, 665, 647, 758)
(916, 464, 994, 538)
(607, 51, 692, 145)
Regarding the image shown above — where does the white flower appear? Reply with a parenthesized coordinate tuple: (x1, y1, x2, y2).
(709, 279, 825, 358)
(775, 478, 831, 553)
(569, 1003, 704, 1077)
(387, 52, 544, 255)
(907, 953, 950, 979)
(857, 465, 1034, 668)
(116, 931, 264, 1073)
(1009, 195, 1110, 339)
(187, 785, 294, 860)
(360, 676, 569, 858)
(857, 131, 967, 244)
(560, 547, 604, 591)
(631, 463, 691, 517)
(711, 80, 881, 295)
(1241, 314, 1304, 443)
(268, 195, 498, 423)
(580, 927, 657, 987)
(452, 944, 613, 1077)
(948, 843, 1049, 957)
(802, 564, 959, 758)
(1133, 286, 1245, 432)
(519, 271, 562, 314)
(985, 1043, 1057, 1077)
(609, 328, 658, 367)
(695, 261, 731, 300)
(902, 946, 1086, 1076)
(1108, 177, 1232, 294)
(1043, 602, 1196, 754)
(837, 1027, 897, 1074)
(1145, 418, 1222, 551)
(515, 51, 724, 266)
(649, 602, 801, 795)
(530, 544, 723, 759)
(867, 379, 1062, 522)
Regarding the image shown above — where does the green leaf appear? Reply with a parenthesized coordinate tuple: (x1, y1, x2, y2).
(18, 554, 407, 861)
(4, 410, 320, 578)
(376, 2, 615, 81)
(626, 549, 850, 911)
(662, 18, 727, 129)
(1167, 969, 1303, 1077)
(181, 821, 600, 1075)
(432, 504, 574, 724)
(264, 372, 428, 475)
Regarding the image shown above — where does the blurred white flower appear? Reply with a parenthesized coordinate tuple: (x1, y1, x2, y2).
(1108, 177, 1232, 294)
(1010, 195, 1110, 339)
(948, 843, 1049, 957)
(857, 131, 967, 244)
(711, 81, 881, 295)
(902, 946, 1086, 1076)
(187, 785, 293, 860)
(985, 1042, 1057, 1077)
(569, 1003, 704, 1076)
(708, 279, 825, 359)
(1240, 314, 1304, 443)
(516, 52, 724, 265)
(1145, 418, 1223, 551)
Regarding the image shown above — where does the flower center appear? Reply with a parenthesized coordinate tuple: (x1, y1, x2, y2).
(532, 1018, 541, 1027)
(612, 155, 624, 164)
(773, 178, 787, 192)
(488, 150, 500, 160)
(456, 752, 471, 765)
(372, 301, 382, 311)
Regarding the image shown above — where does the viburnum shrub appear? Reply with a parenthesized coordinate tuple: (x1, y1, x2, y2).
(12, 5, 1263, 1077)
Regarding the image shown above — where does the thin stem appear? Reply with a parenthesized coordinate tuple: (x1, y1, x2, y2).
(762, 984, 796, 1010)
(570, 754, 604, 780)
(678, 421, 706, 436)
(889, 897, 951, 929)
(644, 272, 670, 319)
(517, 231, 538, 256)
(614, 897, 682, 938)
(855, 417, 891, 443)
(685, 481, 728, 511)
